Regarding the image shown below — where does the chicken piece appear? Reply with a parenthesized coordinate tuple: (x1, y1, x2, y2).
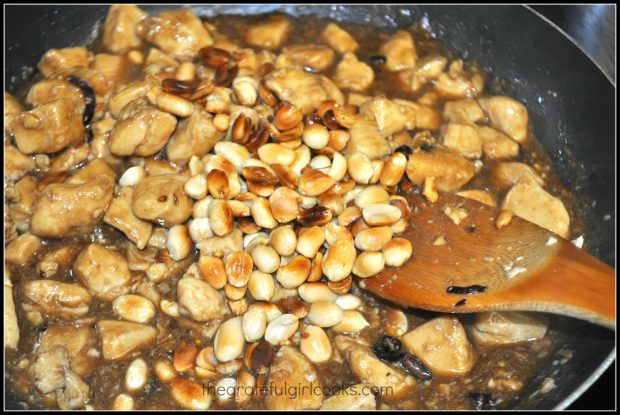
(4, 270, 19, 350)
(56, 369, 90, 410)
(5, 233, 42, 266)
(333, 53, 374, 92)
(321, 384, 376, 410)
(132, 174, 192, 227)
(136, 9, 213, 61)
(177, 277, 225, 322)
(26, 79, 85, 112)
(478, 126, 519, 160)
(102, 4, 147, 53)
(37, 245, 81, 278)
(37, 325, 94, 376)
(48, 143, 90, 173)
(394, 99, 442, 130)
(8, 175, 39, 231)
(345, 115, 391, 160)
(265, 345, 323, 410)
(491, 161, 544, 190)
(472, 312, 548, 345)
(406, 146, 475, 191)
(275, 44, 335, 72)
(360, 96, 416, 137)
(401, 316, 475, 378)
(245, 15, 290, 50)
(443, 98, 485, 124)
(321, 23, 359, 53)
(30, 346, 70, 394)
(342, 341, 416, 401)
(50, 66, 114, 99)
(397, 55, 447, 94)
(37, 47, 92, 78)
(166, 106, 223, 164)
(104, 187, 153, 249)
(30, 159, 115, 238)
(479, 96, 528, 143)
(96, 320, 158, 360)
(109, 102, 177, 157)
(107, 78, 160, 117)
(92, 53, 132, 85)
(5, 143, 35, 181)
(11, 99, 85, 154)
(265, 67, 344, 114)
(4, 92, 23, 130)
(442, 123, 482, 159)
(434, 60, 484, 99)
(348, 92, 371, 106)
(197, 228, 243, 257)
(22, 280, 92, 318)
(455, 189, 497, 207)
(380, 30, 417, 72)
(74, 244, 132, 301)
(501, 171, 570, 238)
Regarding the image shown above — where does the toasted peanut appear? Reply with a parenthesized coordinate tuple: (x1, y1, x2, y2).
(154, 360, 176, 382)
(307, 251, 324, 283)
(119, 165, 146, 187)
(354, 185, 390, 208)
(380, 152, 407, 186)
(496, 209, 514, 230)
(300, 325, 332, 364)
(171, 379, 211, 409)
(160, 299, 180, 317)
(289, 145, 311, 175)
(275, 102, 303, 131)
(251, 245, 280, 274)
(382, 237, 413, 267)
(385, 308, 408, 337)
(298, 168, 336, 197)
(443, 205, 468, 225)
(213, 377, 237, 402)
(184, 174, 208, 199)
(310, 155, 331, 171)
(306, 301, 344, 327)
(156, 92, 194, 117)
(112, 394, 135, 410)
(423, 176, 439, 203)
(124, 357, 149, 393)
(248, 271, 275, 301)
(296, 226, 326, 258)
(328, 276, 352, 295)
(242, 306, 268, 342)
(265, 313, 299, 345)
(198, 255, 227, 289)
(335, 294, 362, 310)
(113, 294, 156, 323)
(225, 251, 253, 287)
(326, 152, 348, 182)
(224, 283, 247, 301)
(322, 239, 356, 282)
(207, 169, 230, 199)
(251, 197, 278, 229)
(209, 200, 234, 236)
(352, 251, 385, 278)
(362, 204, 402, 226)
(298, 282, 338, 303)
(258, 143, 295, 165)
(174, 342, 198, 372)
(369, 160, 384, 184)
(338, 206, 362, 227)
(269, 226, 297, 256)
(331, 310, 370, 333)
(214, 317, 245, 362)
(227, 297, 249, 315)
(167, 225, 192, 261)
(347, 152, 373, 184)
(233, 76, 259, 106)
(302, 123, 330, 150)
(276, 255, 311, 288)
(355, 226, 393, 251)
(324, 223, 353, 245)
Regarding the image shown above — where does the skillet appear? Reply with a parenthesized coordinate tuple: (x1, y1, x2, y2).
(4, 4, 615, 410)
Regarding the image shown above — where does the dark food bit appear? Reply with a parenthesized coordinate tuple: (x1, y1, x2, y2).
(162, 78, 198, 97)
(469, 392, 496, 410)
(215, 61, 239, 87)
(368, 54, 387, 65)
(447, 285, 488, 295)
(199, 46, 233, 68)
(455, 298, 467, 307)
(399, 353, 433, 380)
(66, 75, 95, 134)
(466, 225, 476, 233)
(394, 145, 413, 156)
(372, 335, 403, 363)
(420, 142, 433, 152)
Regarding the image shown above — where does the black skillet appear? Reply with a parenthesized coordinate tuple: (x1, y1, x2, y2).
(4, 4, 615, 410)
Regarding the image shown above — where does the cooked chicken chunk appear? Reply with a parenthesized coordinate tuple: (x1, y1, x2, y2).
(4, 92, 23, 130)
(265, 67, 344, 114)
(501, 171, 570, 238)
(166, 106, 223, 164)
(455, 189, 497, 207)
(401, 316, 475, 378)
(22, 280, 92, 318)
(36, 245, 81, 279)
(102, 4, 147, 53)
(74, 244, 132, 301)
(321, 384, 376, 410)
(394, 99, 442, 130)
(36, 325, 93, 376)
(136, 9, 213, 60)
(472, 312, 548, 345)
(37, 47, 92, 78)
(5, 143, 35, 181)
(479, 96, 529, 143)
(48, 143, 90, 173)
(56, 369, 90, 410)
(443, 98, 485, 124)
(30, 159, 115, 238)
(30, 345, 70, 394)
(321, 23, 359, 53)
(50, 66, 115, 100)
(92, 53, 132, 85)
(478, 126, 519, 160)
(491, 161, 544, 189)
(109, 102, 177, 157)
(177, 277, 225, 322)
(96, 320, 158, 360)
(132, 174, 192, 227)
(406, 146, 475, 191)
(4, 270, 19, 350)
(7, 175, 39, 232)
(5, 233, 42, 266)
(12, 99, 85, 154)
(104, 187, 153, 249)
(360, 96, 416, 137)
(245, 15, 290, 50)
(265, 345, 323, 410)
(346, 115, 391, 160)
(333, 52, 374, 92)
(275, 44, 335, 72)
(380, 30, 416, 72)
(26, 79, 84, 111)
(441, 123, 482, 159)
(397, 55, 447, 94)
(434, 60, 484, 99)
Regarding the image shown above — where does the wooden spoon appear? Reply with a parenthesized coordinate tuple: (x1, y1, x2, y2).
(364, 192, 616, 329)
